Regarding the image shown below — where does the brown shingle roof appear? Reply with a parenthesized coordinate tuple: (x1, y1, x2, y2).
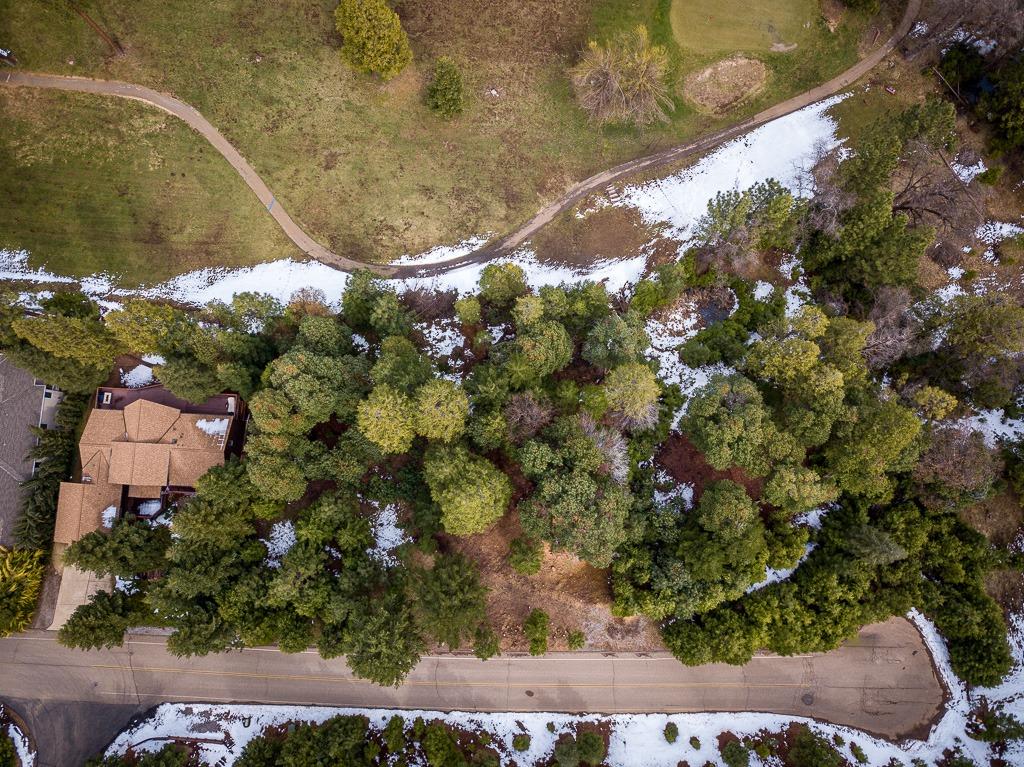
(54, 480, 121, 545)
(128, 485, 162, 499)
(123, 399, 180, 442)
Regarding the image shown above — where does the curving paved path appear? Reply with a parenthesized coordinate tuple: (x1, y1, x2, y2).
(1, 0, 920, 280)
(0, 617, 944, 766)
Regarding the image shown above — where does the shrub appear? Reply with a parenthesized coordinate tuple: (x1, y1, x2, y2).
(0, 732, 16, 767)
(524, 609, 549, 655)
(976, 166, 1003, 185)
(512, 733, 531, 752)
(508, 536, 543, 575)
(689, 736, 701, 748)
(571, 26, 671, 126)
(383, 715, 405, 753)
(0, 547, 43, 636)
(455, 296, 482, 326)
(426, 56, 464, 117)
(720, 739, 750, 767)
(576, 731, 606, 765)
(567, 629, 586, 650)
(788, 728, 843, 767)
(851, 742, 868, 763)
(663, 722, 679, 743)
(334, 0, 412, 80)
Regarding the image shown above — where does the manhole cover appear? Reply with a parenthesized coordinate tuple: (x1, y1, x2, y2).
(525, 690, 535, 697)
(801, 693, 815, 706)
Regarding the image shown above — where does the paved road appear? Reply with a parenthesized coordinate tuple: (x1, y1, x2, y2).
(1, 617, 943, 765)
(1, 0, 921, 280)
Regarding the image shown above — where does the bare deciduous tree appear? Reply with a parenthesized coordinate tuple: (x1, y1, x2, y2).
(913, 423, 1003, 506)
(864, 286, 919, 369)
(504, 392, 553, 444)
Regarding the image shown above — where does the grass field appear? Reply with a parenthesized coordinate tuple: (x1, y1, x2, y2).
(0, 88, 299, 284)
(670, 0, 823, 55)
(0, 0, 875, 280)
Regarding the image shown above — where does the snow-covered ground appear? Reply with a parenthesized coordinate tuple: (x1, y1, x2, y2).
(98, 605, 1024, 766)
(366, 501, 409, 568)
(0, 94, 848, 309)
(0, 704, 35, 767)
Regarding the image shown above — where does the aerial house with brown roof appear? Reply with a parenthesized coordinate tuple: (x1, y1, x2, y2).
(50, 384, 244, 628)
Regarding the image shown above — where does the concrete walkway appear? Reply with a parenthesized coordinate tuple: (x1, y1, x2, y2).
(0, 617, 944, 765)
(0, 0, 921, 280)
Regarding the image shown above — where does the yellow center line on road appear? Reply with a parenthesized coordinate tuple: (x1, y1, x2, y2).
(89, 664, 807, 689)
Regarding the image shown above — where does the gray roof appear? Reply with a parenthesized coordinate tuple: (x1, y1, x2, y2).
(0, 357, 46, 547)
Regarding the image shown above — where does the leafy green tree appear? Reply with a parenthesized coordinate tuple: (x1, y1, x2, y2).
(454, 296, 482, 326)
(762, 463, 838, 517)
(414, 379, 469, 441)
(823, 398, 921, 502)
(372, 336, 433, 390)
(478, 263, 529, 310)
(473, 623, 501, 660)
(414, 554, 488, 649)
(344, 589, 424, 687)
(426, 56, 464, 117)
(519, 418, 631, 567)
(508, 536, 543, 575)
(582, 312, 648, 369)
(0, 547, 43, 636)
(693, 180, 801, 270)
(985, 58, 1024, 151)
(58, 590, 149, 650)
(603, 362, 660, 430)
(334, 0, 412, 80)
(12, 313, 121, 368)
(357, 385, 417, 453)
(104, 299, 183, 355)
(63, 521, 171, 578)
(685, 374, 796, 477)
(524, 608, 549, 655)
(423, 445, 511, 535)
(945, 292, 1024, 363)
(509, 320, 573, 386)
(663, 723, 679, 743)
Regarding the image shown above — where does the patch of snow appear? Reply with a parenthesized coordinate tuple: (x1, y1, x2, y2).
(487, 324, 506, 343)
(367, 503, 409, 568)
(752, 280, 774, 300)
(8, 722, 34, 767)
(947, 28, 998, 56)
(115, 576, 139, 594)
(976, 220, 1024, 245)
(746, 544, 815, 593)
(392, 236, 490, 266)
(960, 407, 1024, 447)
(120, 364, 154, 388)
(194, 418, 229, 437)
(101, 505, 118, 529)
(263, 521, 296, 569)
(951, 158, 986, 184)
(653, 468, 694, 509)
(142, 354, 166, 365)
(137, 499, 162, 516)
(351, 333, 370, 352)
(794, 505, 832, 530)
(618, 95, 847, 242)
(910, 20, 929, 37)
(417, 318, 464, 359)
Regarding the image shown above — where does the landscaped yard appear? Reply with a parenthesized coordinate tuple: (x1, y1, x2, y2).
(1, 0, 879, 280)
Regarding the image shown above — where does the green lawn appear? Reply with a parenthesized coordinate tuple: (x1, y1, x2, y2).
(670, 0, 823, 55)
(0, 0, 872, 279)
(0, 88, 299, 284)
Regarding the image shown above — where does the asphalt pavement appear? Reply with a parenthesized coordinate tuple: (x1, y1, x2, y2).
(0, 617, 944, 766)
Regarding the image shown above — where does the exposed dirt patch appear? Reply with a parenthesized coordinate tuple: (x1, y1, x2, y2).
(441, 511, 663, 653)
(656, 433, 765, 504)
(532, 204, 659, 268)
(820, 0, 846, 33)
(30, 561, 61, 630)
(960, 490, 1024, 548)
(683, 56, 768, 116)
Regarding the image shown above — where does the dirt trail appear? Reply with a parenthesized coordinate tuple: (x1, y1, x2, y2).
(0, 0, 921, 280)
